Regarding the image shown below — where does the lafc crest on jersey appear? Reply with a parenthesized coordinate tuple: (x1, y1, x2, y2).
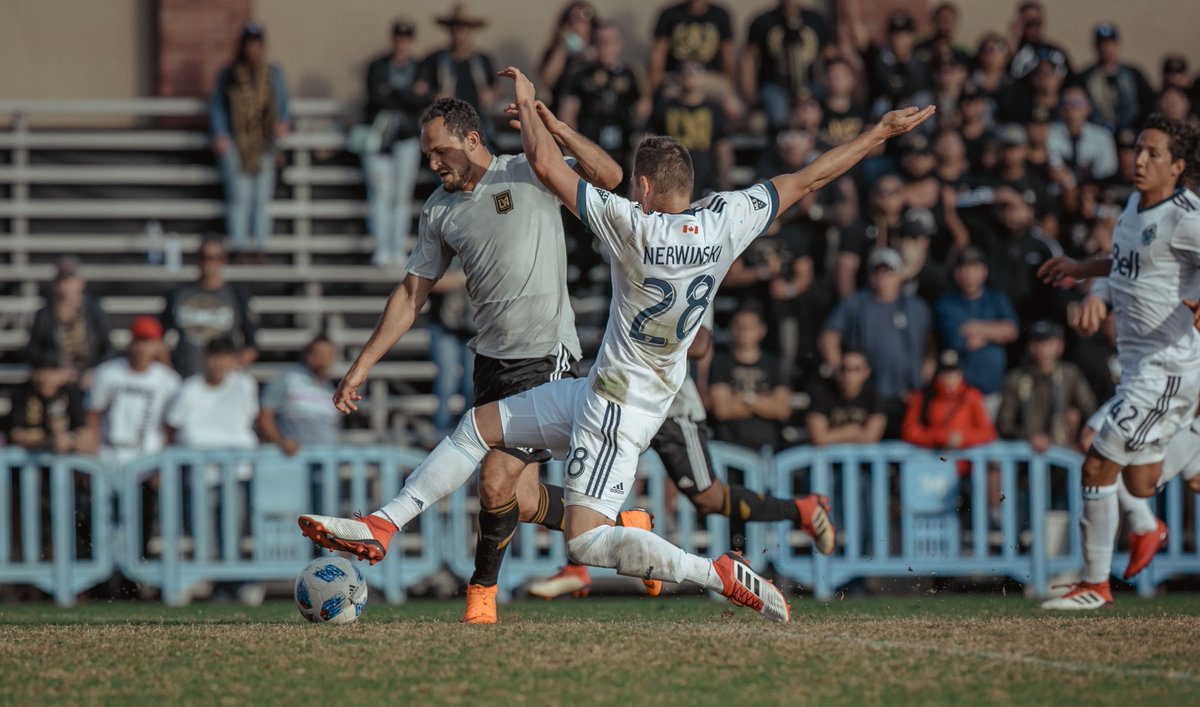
(1142, 223, 1157, 245)
(494, 190, 514, 214)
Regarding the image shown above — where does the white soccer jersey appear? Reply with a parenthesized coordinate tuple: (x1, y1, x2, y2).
(578, 180, 779, 414)
(88, 357, 181, 463)
(1108, 189, 1200, 376)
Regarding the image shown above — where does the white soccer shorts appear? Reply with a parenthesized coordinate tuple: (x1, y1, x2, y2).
(1091, 373, 1200, 467)
(497, 377, 662, 519)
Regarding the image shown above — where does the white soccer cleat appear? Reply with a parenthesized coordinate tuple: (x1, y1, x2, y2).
(713, 552, 790, 623)
(528, 564, 592, 599)
(1039, 581, 1113, 610)
(298, 513, 396, 565)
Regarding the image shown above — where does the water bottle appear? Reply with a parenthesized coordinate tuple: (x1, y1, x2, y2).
(146, 220, 164, 265)
(164, 231, 182, 273)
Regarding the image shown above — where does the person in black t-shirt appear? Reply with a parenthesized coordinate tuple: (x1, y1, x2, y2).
(710, 307, 791, 452)
(420, 6, 497, 133)
(836, 174, 905, 300)
(819, 57, 869, 146)
(740, 0, 831, 132)
(7, 357, 90, 454)
(805, 348, 886, 446)
(913, 2, 972, 71)
(648, 61, 731, 199)
(648, 0, 735, 91)
(560, 22, 646, 171)
(1008, 1, 1072, 83)
(843, 5, 932, 117)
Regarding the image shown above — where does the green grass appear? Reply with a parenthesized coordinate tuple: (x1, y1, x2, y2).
(2, 595, 1200, 706)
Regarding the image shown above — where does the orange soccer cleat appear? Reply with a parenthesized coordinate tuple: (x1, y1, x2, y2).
(463, 583, 498, 624)
(298, 513, 397, 565)
(794, 494, 836, 555)
(1040, 580, 1113, 610)
(1124, 519, 1168, 580)
(528, 563, 593, 599)
(712, 552, 790, 623)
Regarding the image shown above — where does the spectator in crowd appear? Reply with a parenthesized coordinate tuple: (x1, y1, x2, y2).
(901, 349, 995, 452)
(161, 237, 258, 379)
(709, 307, 791, 452)
(915, 3, 971, 70)
(1008, 49, 1067, 125)
(821, 248, 932, 435)
(898, 133, 968, 259)
(740, 0, 831, 132)
(210, 21, 289, 261)
(421, 5, 497, 137)
(929, 54, 971, 131)
(361, 20, 431, 267)
(648, 61, 732, 199)
(1047, 86, 1118, 183)
(991, 124, 1060, 236)
(429, 270, 476, 438)
(997, 321, 1096, 452)
(559, 21, 646, 171)
(7, 356, 92, 454)
(895, 207, 948, 303)
(539, 1, 598, 107)
(934, 247, 1019, 412)
(1078, 23, 1154, 135)
(165, 338, 258, 451)
(971, 32, 1013, 108)
(1157, 86, 1198, 129)
(1160, 54, 1192, 93)
(1008, 1, 1072, 82)
(836, 175, 905, 299)
(805, 348, 886, 446)
(957, 81, 994, 173)
(984, 189, 1062, 324)
(258, 335, 339, 455)
(819, 57, 868, 146)
(86, 317, 180, 467)
(843, 6, 932, 118)
(648, 0, 735, 92)
(26, 257, 113, 385)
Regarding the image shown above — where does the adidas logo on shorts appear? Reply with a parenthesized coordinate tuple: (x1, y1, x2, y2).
(609, 482, 625, 494)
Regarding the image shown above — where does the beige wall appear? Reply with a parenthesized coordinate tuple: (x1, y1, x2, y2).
(2, 0, 1199, 101)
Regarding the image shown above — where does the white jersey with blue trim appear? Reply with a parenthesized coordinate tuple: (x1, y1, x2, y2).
(1108, 188, 1200, 376)
(577, 179, 779, 414)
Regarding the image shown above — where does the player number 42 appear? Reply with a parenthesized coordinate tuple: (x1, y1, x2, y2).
(629, 274, 714, 347)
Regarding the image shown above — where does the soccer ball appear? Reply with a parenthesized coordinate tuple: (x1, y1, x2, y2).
(295, 555, 368, 624)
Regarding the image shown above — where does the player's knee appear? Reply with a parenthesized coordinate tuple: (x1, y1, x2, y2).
(1125, 477, 1157, 498)
(478, 457, 523, 506)
(690, 484, 723, 516)
(565, 526, 611, 566)
(1188, 477, 1200, 494)
(1081, 454, 1116, 487)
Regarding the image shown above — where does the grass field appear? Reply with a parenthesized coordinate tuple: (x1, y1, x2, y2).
(2, 595, 1199, 706)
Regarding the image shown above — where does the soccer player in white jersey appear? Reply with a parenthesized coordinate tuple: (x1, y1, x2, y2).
(299, 67, 933, 622)
(1038, 114, 1200, 609)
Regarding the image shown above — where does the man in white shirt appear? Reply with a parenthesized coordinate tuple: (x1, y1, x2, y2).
(87, 316, 181, 467)
(166, 337, 259, 450)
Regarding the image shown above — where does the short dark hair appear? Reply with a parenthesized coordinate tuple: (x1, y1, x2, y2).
(841, 346, 868, 362)
(1018, 1, 1043, 15)
(199, 234, 226, 254)
(634, 136, 693, 197)
(304, 334, 333, 355)
(933, 2, 959, 18)
(420, 98, 482, 141)
(1142, 113, 1200, 186)
(204, 336, 237, 357)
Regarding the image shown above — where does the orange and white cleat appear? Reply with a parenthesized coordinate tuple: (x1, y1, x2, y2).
(463, 583, 498, 624)
(712, 552, 790, 623)
(618, 508, 663, 597)
(1040, 580, 1113, 610)
(528, 563, 592, 599)
(795, 494, 836, 555)
(1124, 519, 1168, 580)
(298, 513, 396, 565)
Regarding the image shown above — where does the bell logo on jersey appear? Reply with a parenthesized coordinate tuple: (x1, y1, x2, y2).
(682, 224, 700, 235)
(1112, 243, 1142, 280)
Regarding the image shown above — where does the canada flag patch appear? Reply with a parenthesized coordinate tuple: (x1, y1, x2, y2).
(682, 224, 700, 235)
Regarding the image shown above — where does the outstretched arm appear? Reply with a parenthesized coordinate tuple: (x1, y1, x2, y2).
(500, 67, 582, 217)
(770, 106, 935, 216)
(505, 97, 622, 189)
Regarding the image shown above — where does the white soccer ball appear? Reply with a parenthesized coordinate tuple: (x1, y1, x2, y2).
(295, 555, 368, 624)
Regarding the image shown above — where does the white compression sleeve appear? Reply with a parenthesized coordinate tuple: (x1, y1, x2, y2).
(1080, 482, 1119, 584)
(374, 409, 491, 529)
(566, 525, 722, 592)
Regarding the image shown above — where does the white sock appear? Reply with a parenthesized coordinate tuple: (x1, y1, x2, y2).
(1117, 478, 1158, 534)
(374, 410, 491, 529)
(1159, 423, 1200, 489)
(1080, 482, 1119, 584)
(566, 525, 722, 592)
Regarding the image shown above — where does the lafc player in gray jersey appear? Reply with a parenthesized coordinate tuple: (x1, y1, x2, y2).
(326, 97, 627, 623)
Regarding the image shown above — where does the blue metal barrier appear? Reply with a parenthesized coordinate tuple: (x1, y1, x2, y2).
(1, 442, 1197, 606)
(0, 450, 113, 604)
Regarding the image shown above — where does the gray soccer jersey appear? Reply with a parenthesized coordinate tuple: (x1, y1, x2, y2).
(406, 153, 582, 360)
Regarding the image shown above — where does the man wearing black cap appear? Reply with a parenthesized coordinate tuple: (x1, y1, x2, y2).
(420, 5, 497, 130)
(1008, 1, 1072, 82)
(360, 20, 430, 267)
(934, 246, 1019, 413)
(1079, 23, 1154, 135)
(842, 3, 932, 116)
(996, 321, 1095, 453)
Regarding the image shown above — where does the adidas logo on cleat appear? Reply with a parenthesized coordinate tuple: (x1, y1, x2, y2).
(609, 482, 625, 494)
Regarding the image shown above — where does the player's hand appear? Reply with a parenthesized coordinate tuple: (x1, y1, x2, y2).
(1029, 433, 1052, 454)
(1071, 295, 1107, 336)
(1037, 255, 1083, 288)
(504, 100, 563, 136)
(280, 438, 301, 456)
(1184, 299, 1200, 333)
(333, 376, 363, 414)
(875, 105, 937, 139)
(497, 66, 536, 106)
